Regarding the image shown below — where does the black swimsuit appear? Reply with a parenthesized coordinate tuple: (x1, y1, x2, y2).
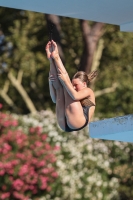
(65, 105, 94, 132)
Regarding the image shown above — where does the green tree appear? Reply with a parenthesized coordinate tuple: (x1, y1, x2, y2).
(96, 25, 133, 118)
(0, 8, 50, 113)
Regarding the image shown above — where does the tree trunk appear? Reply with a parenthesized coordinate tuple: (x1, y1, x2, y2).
(0, 80, 14, 107)
(95, 83, 119, 97)
(8, 71, 37, 114)
(79, 20, 105, 74)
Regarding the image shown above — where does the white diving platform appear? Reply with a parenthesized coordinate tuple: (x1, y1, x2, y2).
(89, 114, 133, 143)
(1, 0, 133, 32)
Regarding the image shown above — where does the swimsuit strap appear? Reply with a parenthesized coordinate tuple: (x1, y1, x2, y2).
(80, 98, 95, 107)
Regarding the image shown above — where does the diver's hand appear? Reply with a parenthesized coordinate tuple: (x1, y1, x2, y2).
(51, 40, 59, 60)
(57, 68, 69, 83)
(45, 41, 53, 60)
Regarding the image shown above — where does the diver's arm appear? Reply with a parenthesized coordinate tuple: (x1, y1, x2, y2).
(61, 80, 91, 100)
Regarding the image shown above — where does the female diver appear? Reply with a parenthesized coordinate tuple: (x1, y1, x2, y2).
(46, 40, 96, 132)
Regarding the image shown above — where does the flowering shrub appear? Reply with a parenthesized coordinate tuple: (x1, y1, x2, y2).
(0, 108, 59, 200)
(1, 107, 132, 200)
(13, 110, 121, 200)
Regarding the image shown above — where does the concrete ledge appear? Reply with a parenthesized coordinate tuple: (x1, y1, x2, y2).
(89, 114, 133, 143)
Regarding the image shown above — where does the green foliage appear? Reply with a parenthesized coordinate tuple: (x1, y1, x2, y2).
(60, 17, 83, 74)
(0, 8, 50, 112)
(95, 25, 133, 118)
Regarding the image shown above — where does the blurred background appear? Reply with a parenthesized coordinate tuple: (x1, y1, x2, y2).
(0, 7, 133, 200)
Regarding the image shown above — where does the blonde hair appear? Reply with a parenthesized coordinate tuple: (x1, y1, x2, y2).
(72, 70, 98, 86)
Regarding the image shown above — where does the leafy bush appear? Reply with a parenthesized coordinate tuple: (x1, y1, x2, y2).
(1, 106, 132, 200)
(13, 110, 120, 200)
(0, 106, 59, 200)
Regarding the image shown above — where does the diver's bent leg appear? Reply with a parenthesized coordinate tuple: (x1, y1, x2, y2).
(49, 69, 66, 130)
(49, 59, 58, 77)
(63, 88, 87, 129)
(55, 85, 66, 131)
(49, 59, 62, 90)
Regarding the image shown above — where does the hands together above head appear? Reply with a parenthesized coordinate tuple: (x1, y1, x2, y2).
(45, 40, 59, 60)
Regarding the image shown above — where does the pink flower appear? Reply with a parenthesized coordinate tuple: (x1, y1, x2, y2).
(8, 169, 14, 175)
(11, 120, 18, 126)
(1, 192, 10, 199)
(41, 134, 47, 141)
(25, 175, 35, 184)
(16, 138, 24, 145)
(33, 188, 38, 194)
(19, 164, 29, 176)
(30, 177, 38, 184)
(23, 184, 29, 191)
(47, 167, 54, 173)
(29, 127, 35, 133)
(31, 158, 38, 165)
(35, 126, 42, 134)
(3, 120, 11, 127)
(0, 169, 5, 176)
(13, 179, 24, 191)
(13, 192, 21, 199)
(37, 160, 46, 168)
(4, 162, 12, 170)
(28, 185, 34, 190)
(13, 192, 28, 200)
(40, 176, 49, 184)
(9, 176, 14, 182)
(28, 185, 38, 194)
(40, 182, 47, 190)
(41, 168, 49, 174)
(2, 185, 7, 191)
(45, 143, 51, 150)
(0, 103, 3, 109)
(3, 143, 12, 151)
(46, 186, 51, 191)
(39, 177, 48, 190)
(0, 112, 59, 198)
(16, 153, 26, 160)
(2, 149, 8, 154)
(11, 159, 19, 166)
(51, 171, 58, 178)
(35, 141, 43, 147)
(54, 145, 60, 151)
(0, 162, 4, 168)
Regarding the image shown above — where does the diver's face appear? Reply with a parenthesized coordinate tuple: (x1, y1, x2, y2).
(72, 78, 86, 91)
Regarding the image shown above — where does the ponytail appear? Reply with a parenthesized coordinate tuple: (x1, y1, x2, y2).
(87, 70, 98, 83)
